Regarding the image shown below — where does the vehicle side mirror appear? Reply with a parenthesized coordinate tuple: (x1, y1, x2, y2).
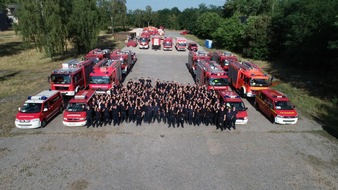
(293, 105, 296, 108)
(18, 107, 21, 111)
(43, 108, 48, 112)
(245, 107, 248, 110)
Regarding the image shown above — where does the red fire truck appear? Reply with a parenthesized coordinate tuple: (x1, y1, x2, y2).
(138, 33, 150, 49)
(195, 60, 229, 90)
(63, 89, 96, 127)
(187, 42, 198, 52)
(110, 49, 133, 74)
(228, 61, 271, 97)
(187, 50, 211, 75)
(89, 59, 122, 93)
(85, 48, 111, 61)
(162, 37, 173, 51)
(49, 59, 95, 96)
(218, 90, 248, 124)
(211, 50, 238, 71)
(151, 35, 161, 50)
(175, 37, 187, 51)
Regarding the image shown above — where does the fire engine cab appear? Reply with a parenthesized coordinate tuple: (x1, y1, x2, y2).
(49, 59, 95, 96)
(175, 37, 187, 51)
(228, 61, 271, 97)
(218, 90, 248, 124)
(188, 50, 211, 75)
(195, 60, 229, 90)
(110, 49, 133, 74)
(211, 50, 238, 71)
(151, 35, 161, 50)
(162, 37, 173, 51)
(138, 33, 150, 49)
(15, 90, 64, 129)
(254, 89, 298, 124)
(85, 48, 110, 61)
(89, 59, 122, 93)
(63, 89, 96, 126)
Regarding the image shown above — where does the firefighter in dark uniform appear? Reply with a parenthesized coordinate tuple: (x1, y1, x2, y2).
(153, 101, 160, 123)
(94, 106, 102, 127)
(218, 106, 225, 131)
(135, 106, 143, 126)
(103, 102, 110, 126)
(119, 101, 127, 123)
(128, 101, 135, 123)
(86, 105, 93, 128)
(231, 106, 237, 130)
(168, 106, 175, 128)
(177, 108, 185, 128)
(225, 106, 233, 130)
(112, 104, 120, 126)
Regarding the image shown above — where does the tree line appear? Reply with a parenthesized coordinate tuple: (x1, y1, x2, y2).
(6, 0, 338, 70)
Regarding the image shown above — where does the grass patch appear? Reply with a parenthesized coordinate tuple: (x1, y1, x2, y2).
(0, 30, 122, 137)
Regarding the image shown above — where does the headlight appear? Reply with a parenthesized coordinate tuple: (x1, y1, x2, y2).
(15, 118, 20, 122)
(31, 118, 40, 122)
(79, 118, 86, 121)
(277, 115, 284, 118)
(244, 117, 248, 120)
(64, 118, 68, 121)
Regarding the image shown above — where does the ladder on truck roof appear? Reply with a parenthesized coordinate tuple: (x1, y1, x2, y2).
(199, 60, 225, 75)
(240, 61, 262, 71)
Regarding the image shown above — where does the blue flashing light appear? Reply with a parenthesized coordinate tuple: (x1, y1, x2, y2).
(41, 96, 47, 100)
(27, 96, 32, 100)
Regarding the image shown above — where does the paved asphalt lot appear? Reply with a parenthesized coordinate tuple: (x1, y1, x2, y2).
(1, 31, 337, 190)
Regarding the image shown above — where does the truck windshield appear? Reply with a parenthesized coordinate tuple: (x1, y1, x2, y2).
(274, 101, 294, 110)
(51, 74, 71, 84)
(20, 103, 42, 113)
(190, 44, 197, 47)
(178, 42, 186, 46)
(164, 41, 172, 46)
(228, 102, 246, 111)
(66, 103, 86, 112)
(140, 38, 147, 42)
(249, 78, 270, 87)
(90, 76, 110, 84)
(209, 78, 229, 86)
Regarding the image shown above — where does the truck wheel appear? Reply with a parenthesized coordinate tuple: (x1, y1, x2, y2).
(240, 88, 245, 97)
(254, 102, 260, 111)
(270, 116, 275, 124)
(59, 106, 63, 114)
(41, 120, 47, 128)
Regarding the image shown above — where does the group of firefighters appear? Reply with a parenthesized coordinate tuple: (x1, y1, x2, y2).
(85, 78, 238, 131)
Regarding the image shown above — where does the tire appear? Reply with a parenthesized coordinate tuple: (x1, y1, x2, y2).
(270, 116, 275, 124)
(59, 106, 63, 114)
(254, 102, 260, 111)
(41, 119, 47, 128)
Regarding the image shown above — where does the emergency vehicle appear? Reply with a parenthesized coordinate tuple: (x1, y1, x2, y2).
(15, 90, 64, 129)
(211, 50, 238, 70)
(63, 89, 96, 126)
(218, 90, 248, 124)
(162, 37, 173, 51)
(151, 35, 161, 50)
(228, 61, 271, 97)
(175, 37, 187, 51)
(187, 42, 198, 52)
(188, 50, 211, 75)
(195, 60, 229, 90)
(254, 89, 298, 124)
(89, 59, 122, 93)
(49, 59, 95, 96)
(85, 48, 110, 60)
(110, 49, 133, 74)
(138, 33, 150, 49)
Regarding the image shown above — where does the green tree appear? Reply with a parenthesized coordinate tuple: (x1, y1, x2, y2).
(212, 14, 244, 51)
(15, 0, 69, 57)
(195, 12, 222, 39)
(242, 15, 272, 59)
(67, 0, 99, 53)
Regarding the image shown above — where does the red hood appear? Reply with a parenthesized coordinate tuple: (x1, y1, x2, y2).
(275, 109, 298, 117)
(236, 110, 248, 118)
(16, 112, 41, 120)
(63, 111, 86, 119)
